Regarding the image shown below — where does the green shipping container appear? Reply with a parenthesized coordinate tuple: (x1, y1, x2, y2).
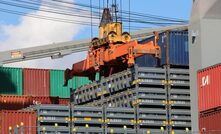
(50, 70, 99, 98)
(0, 67, 23, 95)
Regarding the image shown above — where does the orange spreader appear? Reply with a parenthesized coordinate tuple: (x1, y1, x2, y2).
(64, 32, 161, 86)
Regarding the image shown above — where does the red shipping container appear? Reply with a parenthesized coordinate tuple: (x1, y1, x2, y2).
(0, 110, 37, 134)
(23, 68, 50, 96)
(0, 95, 31, 110)
(31, 96, 59, 105)
(58, 98, 70, 105)
(0, 95, 60, 110)
(197, 64, 221, 112)
(199, 110, 221, 133)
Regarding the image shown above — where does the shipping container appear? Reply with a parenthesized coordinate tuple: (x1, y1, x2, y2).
(197, 63, 221, 112)
(23, 68, 50, 96)
(72, 72, 99, 89)
(0, 67, 23, 95)
(0, 95, 31, 110)
(199, 110, 221, 133)
(50, 70, 99, 98)
(0, 95, 61, 110)
(136, 30, 189, 67)
(31, 96, 59, 105)
(0, 110, 37, 134)
(50, 70, 75, 98)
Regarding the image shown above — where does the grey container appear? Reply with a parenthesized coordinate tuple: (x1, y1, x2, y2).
(37, 104, 70, 124)
(106, 128, 136, 134)
(105, 107, 136, 127)
(168, 68, 190, 87)
(38, 126, 70, 134)
(72, 69, 133, 105)
(137, 129, 167, 134)
(137, 108, 167, 128)
(36, 104, 71, 134)
(72, 127, 103, 134)
(72, 66, 167, 106)
(72, 106, 103, 127)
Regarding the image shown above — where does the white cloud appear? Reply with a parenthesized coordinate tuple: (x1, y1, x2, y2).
(0, 0, 89, 69)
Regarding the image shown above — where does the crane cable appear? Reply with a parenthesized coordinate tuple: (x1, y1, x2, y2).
(0, 0, 187, 28)
(90, 0, 93, 39)
(2, 0, 188, 24)
(129, 0, 130, 33)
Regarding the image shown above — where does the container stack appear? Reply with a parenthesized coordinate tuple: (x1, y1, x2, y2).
(198, 63, 221, 133)
(0, 67, 95, 134)
(0, 110, 37, 134)
(71, 65, 191, 133)
(0, 67, 96, 109)
(70, 29, 191, 133)
(131, 66, 168, 133)
(167, 68, 191, 133)
(71, 69, 133, 106)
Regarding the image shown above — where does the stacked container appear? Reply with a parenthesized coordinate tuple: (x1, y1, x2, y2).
(71, 65, 191, 133)
(0, 110, 37, 134)
(198, 63, 221, 133)
(167, 68, 191, 132)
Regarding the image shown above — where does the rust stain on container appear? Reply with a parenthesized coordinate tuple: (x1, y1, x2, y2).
(198, 63, 221, 112)
(23, 68, 50, 96)
(58, 98, 70, 105)
(0, 110, 37, 134)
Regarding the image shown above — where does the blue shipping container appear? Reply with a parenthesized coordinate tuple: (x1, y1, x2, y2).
(136, 30, 189, 67)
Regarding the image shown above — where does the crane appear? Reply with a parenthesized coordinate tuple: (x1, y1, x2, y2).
(64, 8, 161, 86)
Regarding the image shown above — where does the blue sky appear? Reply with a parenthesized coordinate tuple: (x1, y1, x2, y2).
(0, 0, 192, 40)
(74, 0, 192, 39)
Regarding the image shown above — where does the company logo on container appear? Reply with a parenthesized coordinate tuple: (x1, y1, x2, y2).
(202, 75, 209, 87)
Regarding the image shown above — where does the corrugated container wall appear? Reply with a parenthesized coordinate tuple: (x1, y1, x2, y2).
(0, 95, 60, 110)
(0, 95, 31, 110)
(0, 67, 23, 95)
(50, 70, 74, 98)
(0, 110, 37, 134)
(199, 110, 221, 133)
(197, 63, 221, 112)
(50, 70, 99, 98)
(136, 30, 189, 67)
(23, 68, 50, 96)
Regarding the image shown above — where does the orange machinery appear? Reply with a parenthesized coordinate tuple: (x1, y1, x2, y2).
(64, 8, 161, 86)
